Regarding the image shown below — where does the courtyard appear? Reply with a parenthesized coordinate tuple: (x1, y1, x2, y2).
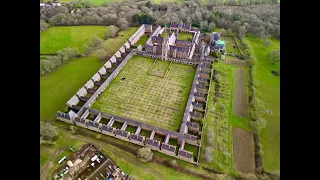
(91, 55, 196, 131)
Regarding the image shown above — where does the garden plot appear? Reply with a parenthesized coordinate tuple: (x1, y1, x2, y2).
(223, 57, 247, 67)
(178, 33, 194, 41)
(233, 68, 248, 117)
(200, 62, 233, 173)
(222, 36, 241, 57)
(148, 60, 170, 77)
(232, 127, 255, 173)
(92, 55, 196, 131)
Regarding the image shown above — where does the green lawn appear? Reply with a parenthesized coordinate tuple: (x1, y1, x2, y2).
(134, 35, 149, 48)
(92, 56, 196, 131)
(247, 35, 280, 171)
(53, 121, 216, 179)
(177, 32, 193, 41)
(40, 27, 139, 121)
(40, 26, 106, 54)
(90, 27, 138, 58)
(200, 61, 234, 173)
(40, 56, 103, 121)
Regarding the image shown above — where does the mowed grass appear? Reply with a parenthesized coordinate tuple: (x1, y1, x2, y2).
(40, 26, 106, 54)
(134, 35, 149, 48)
(92, 56, 196, 131)
(178, 32, 194, 41)
(247, 35, 280, 171)
(40, 56, 103, 121)
(40, 27, 138, 121)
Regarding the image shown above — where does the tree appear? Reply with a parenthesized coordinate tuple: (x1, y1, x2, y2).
(267, 50, 280, 64)
(203, 147, 213, 163)
(117, 18, 129, 30)
(40, 19, 48, 32)
(137, 147, 153, 162)
(104, 25, 117, 39)
(89, 36, 103, 47)
(95, 48, 107, 61)
(250, 117, 267, 132)
(40, 121, 58, 141)
(262, 38, 272, 50)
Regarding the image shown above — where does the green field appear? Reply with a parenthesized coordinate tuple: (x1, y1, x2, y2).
(134, 35, 149, 48)
(177, 32, 193, 41)
(40, 26, 106, 54)
(92, 56, 196, 131)
(40, 27, 138, 121)
(91, 27, 137, 58)
(200, 61, 234, 173)
(40, 56, 103, 121)
(247, 35, 280, 171)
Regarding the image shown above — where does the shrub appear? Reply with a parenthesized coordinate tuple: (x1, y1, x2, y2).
(250, 117, 267, 133)
(96, 134, 102, 139)
(169, 159, 178, 168)
(137, 147, 153, 162)
(203, 147, 213, 163)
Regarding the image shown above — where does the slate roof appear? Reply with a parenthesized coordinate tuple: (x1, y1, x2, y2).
(130, 134, 144, 142)
(87, 120, 99, 128)
(178, 149, 193, 159)
(101, 125, 114, 133)
(169, 45, 189, 53)
(151, 36, 163, 42)
(186, 121, 199, 129)
(211, 32, 221, 41)
(197, 77, 208, 82)
(192, 102, 204, 108)
(175, 40, 192, 46)
(182, 134, 197, 141)
(145, 138, 160, 147)
(115, 129, 129, 137)
(196, 84, 206, 89)
(161, 143, 176, 153)
(75, 117, 86, 124)
(170, 24, 179, 28)
(194, 92, 205, 97)
(190, 111, 200, 118)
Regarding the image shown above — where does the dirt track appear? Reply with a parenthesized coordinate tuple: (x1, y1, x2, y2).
(232, 128, 255, 174)
(233, 68, 248, 117)
(224, 58, 248, 67)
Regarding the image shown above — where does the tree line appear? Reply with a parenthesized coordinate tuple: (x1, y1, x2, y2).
(40, 0, 280, 38)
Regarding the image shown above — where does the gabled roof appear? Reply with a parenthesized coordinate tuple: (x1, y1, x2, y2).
(161, 143, 176, 152)
(169, 45, 189, 53)
(178, 149, 193, 158)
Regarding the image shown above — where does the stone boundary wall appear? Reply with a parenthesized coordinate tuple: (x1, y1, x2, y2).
(65, 25, 146, 110)
(179, 65, 201, 134)
(57, 109, 199, 164)
(196, 62, 214, 164)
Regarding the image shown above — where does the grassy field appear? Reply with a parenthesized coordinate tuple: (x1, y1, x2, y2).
(134, 35, 149, 48)
(40, 27, 138, 121)
(247, 35, 280, 171)
(90, 27, 137, 57)
(55, 121, 217, 179)
(40, 26, 106, 54)
(92, 56, 196, 131)
(177, 32, 193, 41)
(222, 37, 241, 57)
(200, 61, 233, 173)
(40, 56, 103, 121)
